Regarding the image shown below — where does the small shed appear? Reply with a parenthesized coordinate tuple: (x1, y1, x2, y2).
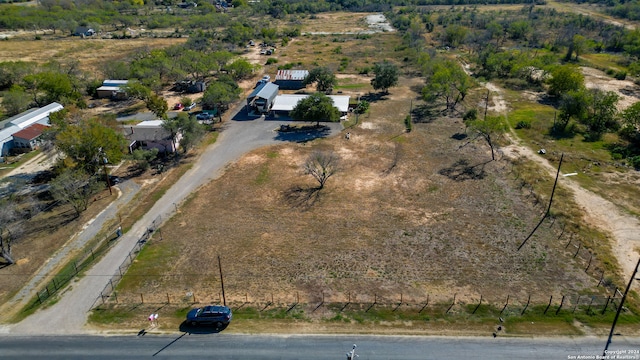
(96, 80, 129, 99)
(274, 70, 309, 90)
(126, 120, 181, 153)
(247, 82, 279, 114)
(12, 123, 49, 153)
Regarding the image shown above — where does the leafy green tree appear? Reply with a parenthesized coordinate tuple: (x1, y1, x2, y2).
(49, 169, 100, 218)
(371, 61, 399, 94)
(465, 115, 506, 161)
(422, 59, 472, 112)
(582, 89, 619, 140)
(180, 96, 194, 108)
(22, 71, 80, 106)
(124, 81, 168, 119)
(303, 151, 340, 189)
(201, 78, 241, 112)
(557, 89, 589, 133)
(210, 51, 234, 74)
(442, 24, 468, 47)
(547, 65, 584, 97)
(485, 21, 504, 46)
(0, 61, 36, 90)
(621, 101, 640, 142)
(508, 20, 530, 40)
(225, 58, 254, 81)
(54, 118, 126, 174)
(162, 113, 204, 154)
(2, 85, 31, 116)
(290, 92, 340, 126)
(304, 67, 337, 94)
(131, 148, 159, 171)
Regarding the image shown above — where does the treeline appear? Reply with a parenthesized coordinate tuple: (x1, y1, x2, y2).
(0, 0, 545, 32)
(386, 5, 640, 165)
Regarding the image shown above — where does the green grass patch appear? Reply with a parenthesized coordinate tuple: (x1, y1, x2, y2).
(255, 165, 270, 185)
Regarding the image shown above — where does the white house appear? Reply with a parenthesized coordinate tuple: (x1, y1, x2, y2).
(0, 102, 62, 159)
(271, 94, 350, 118)
(126, 120, 182, 153)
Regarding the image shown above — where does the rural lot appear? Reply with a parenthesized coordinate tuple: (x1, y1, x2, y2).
(0, 2, 639, 338)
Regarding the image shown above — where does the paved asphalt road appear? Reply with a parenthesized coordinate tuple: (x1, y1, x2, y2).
(0, 334, 638, 359)
(8, 106, 342, 335)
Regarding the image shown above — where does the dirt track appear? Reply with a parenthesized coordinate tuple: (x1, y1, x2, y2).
(487, 82, 640, 283)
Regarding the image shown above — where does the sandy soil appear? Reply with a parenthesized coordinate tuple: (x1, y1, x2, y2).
(581, 67, 640, 111)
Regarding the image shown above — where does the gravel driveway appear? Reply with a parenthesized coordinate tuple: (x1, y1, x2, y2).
(7, 105, 342, 334)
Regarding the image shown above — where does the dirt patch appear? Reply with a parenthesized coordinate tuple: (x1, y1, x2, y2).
(581, 66, 640, 111)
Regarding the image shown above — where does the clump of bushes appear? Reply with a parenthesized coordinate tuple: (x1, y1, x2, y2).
(516, 120, 532, 129)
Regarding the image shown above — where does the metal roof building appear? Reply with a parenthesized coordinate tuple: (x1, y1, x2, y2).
(274, 70, 309, 90)
(271, 94, 350, 113)
(5, 102, 63, 129)
(247, 82, 279, 113)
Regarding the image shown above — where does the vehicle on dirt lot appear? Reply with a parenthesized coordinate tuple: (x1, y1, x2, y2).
(196, 112, 213, 121)
(174, 103, 184, 110)
(184, 102, 196, 111)
(186, 305, 232, 327)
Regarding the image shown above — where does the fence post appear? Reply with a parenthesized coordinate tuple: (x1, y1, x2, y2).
(140, 293, 144, 304)
(522, 294, 531, 315)
(555, 295, 565, 315)
(602, 296, 611, 315)
(74, 261, 78, 275)
(114, 291, 118, 304)
(52, 278, 58, 290)
(91, 248, 95, 260)
(573, 295, 581, 313)
(500, 295, 510, 314)
(36, 291, 42, 304)
(544, 295, 553, 314)
(193, 293, 197, 303)
(585, 254, 593, 272)
(598, 271, 605, 287)
(565, 234, 573, 249)
(574, 243, 582, 258)
(167, 293, 170, 304)
(446, 293, 456, 314)
(473, 295, 483, 314)
(419, 294, 429, 314)
(46, 286, 50, 298)
(587, 297, 594, 313)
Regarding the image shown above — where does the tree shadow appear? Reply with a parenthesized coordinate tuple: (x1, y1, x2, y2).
(359, 92, 388, 103)
(438, 159, 491, 181)
(451, 132, 468, 141)
(283, 185, 321, 209)
(411, 104, 443, 124)
(274, 125, 331, 143)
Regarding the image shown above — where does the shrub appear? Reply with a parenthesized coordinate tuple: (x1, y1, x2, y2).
(630, 156, 640, 169)
(266, 58, 278, 65)
(515, 120, 532, 129)
(404, 115, 412, 132)
(463, 108, 477, 121)
(614, 71, 627, 80)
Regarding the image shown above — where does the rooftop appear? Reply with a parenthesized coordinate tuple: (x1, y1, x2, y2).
(12, 123, 49, 141)
(271, 94, 350, 113)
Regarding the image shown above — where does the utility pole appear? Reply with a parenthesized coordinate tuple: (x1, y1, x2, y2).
(218, 255, 226, 306)
(99, 147, 112, 195)
(603, 257, 640, 357)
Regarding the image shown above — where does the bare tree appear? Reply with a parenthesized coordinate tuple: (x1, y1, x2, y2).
(303, 151, 340, 189)
(49, 169, 100, 218)
(0, 201, 18, 264)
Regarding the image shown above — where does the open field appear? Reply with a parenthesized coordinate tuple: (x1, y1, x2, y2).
(1, 9, 639, 335)
(102, 13, 627, 330)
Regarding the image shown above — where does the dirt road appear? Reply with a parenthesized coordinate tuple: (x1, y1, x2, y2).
(487, 82, 640, 281)
(6, 104, 342, 334)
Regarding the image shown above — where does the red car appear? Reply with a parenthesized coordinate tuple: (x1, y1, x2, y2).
(173, 103, 184, 110)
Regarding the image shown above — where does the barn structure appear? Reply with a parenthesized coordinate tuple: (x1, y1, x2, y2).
(247, 82, 279, 114)
(274, 70, 309, 90)
(0, 102, 62, 159)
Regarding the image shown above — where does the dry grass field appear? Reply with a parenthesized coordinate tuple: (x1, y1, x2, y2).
(1, 12, 636, 333)
(0, 37, 186, 75)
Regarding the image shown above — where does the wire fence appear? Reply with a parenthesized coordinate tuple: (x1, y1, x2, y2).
(94, 288, 623, 318)
(93, 215, 163, 308)
(30, 215, 163, 308)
